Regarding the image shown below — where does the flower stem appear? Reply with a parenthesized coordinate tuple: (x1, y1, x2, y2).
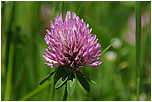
(63, 84, 68, 101)
(135, 1, 141, 101)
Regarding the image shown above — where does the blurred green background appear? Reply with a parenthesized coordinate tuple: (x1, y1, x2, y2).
(1, 1, 151, 101)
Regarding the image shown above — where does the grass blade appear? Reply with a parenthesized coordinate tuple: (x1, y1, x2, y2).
(18, 81, 53, 101)
(4, 41, 14, 101)
(135, 1, 141, 101)
(77, 1, 85, 15)
(4, 2, 15, 100)
(53, 1, 56, 19)
(101, 39, 117, 55)
(59, 1, 64, 14)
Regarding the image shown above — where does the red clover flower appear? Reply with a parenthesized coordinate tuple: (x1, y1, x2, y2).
(40, 11, 112, 99)
(43, 11, 102, 72)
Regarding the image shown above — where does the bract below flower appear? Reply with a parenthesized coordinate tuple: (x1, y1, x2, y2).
(43, 11, 102, 72)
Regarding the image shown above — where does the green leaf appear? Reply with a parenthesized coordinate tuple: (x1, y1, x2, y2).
(77, 72, 97, 85)
(55, 75, 68, 89)
(67, 73, 76, 96)
(39, 71, 55, 86)
(76, 72, 90, 92)
(54, 66, 68, 86)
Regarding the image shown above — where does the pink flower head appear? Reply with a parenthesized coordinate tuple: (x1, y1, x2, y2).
(43, 11, 102, 72)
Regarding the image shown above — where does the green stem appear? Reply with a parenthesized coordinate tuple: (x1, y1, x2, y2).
(63, 84, 68, 101)
(18, 81, 53, 101)
(135, 1, 141, 101)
